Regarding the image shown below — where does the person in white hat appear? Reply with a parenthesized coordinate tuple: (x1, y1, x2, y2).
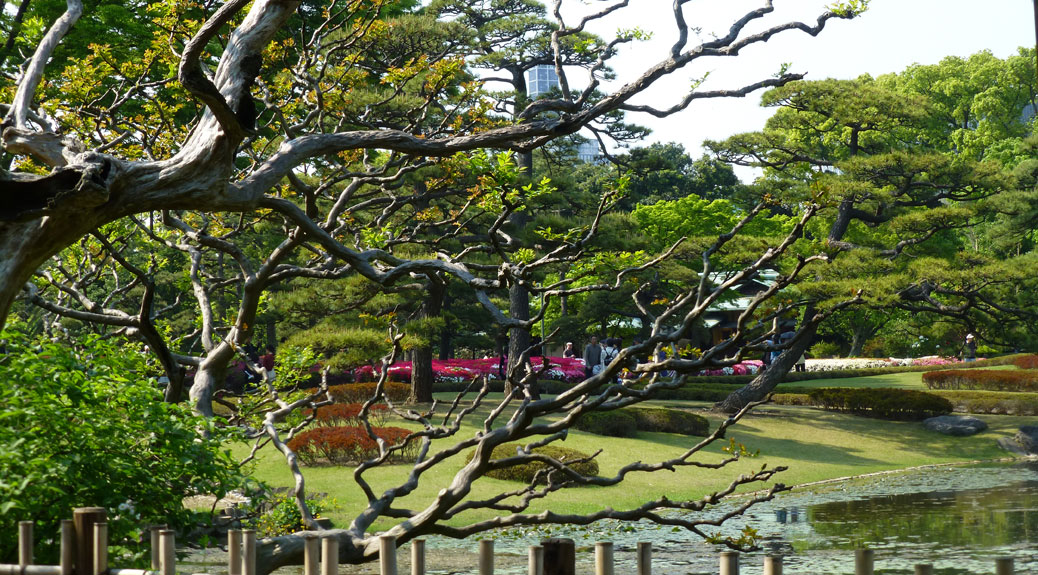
(963, 333, 977, 362)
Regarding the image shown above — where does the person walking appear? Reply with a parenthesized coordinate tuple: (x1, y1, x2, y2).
(964, 333, 978, 362)
(583, 336, 602, 377)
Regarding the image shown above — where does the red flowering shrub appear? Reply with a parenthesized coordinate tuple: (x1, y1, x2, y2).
(923, 369, 1038, 392)
(1011, 355, 1038, 370)
(287, 426, 418, 465)
(310, 403, 388, 427)
(327, 382, 410, 404)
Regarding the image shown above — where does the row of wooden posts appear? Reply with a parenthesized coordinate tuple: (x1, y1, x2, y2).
(0, 508, 1023, 575)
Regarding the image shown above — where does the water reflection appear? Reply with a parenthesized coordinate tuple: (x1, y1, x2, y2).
(346, 462, 1038, 575)
(806, 480, 1038, 549)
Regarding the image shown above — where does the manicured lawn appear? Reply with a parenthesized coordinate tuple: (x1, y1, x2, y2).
(236, 375, 1028, 533)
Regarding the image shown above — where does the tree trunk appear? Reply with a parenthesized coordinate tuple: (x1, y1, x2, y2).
(714, 323, 817, 413)
(847, 331, 865, 358)
(506, 279, 531, 395)
(410, 278, 445, 403)
(438, 290, 452, 360)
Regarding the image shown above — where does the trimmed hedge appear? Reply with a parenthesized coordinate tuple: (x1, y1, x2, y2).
(574, 410, 638, 437)
(922, 369, 1038, 392)
(478, 443, 599, 483)
(1011, 355, 1038, 370)
(574, 407, 710, 437)
(327, 382, 410, 404)
(287, 425, 417, 465)
(934, 390, 1038, 416)
(628, 408, 709, 436)
(807, 388, 952, 420)
(310, 403, 388, 427)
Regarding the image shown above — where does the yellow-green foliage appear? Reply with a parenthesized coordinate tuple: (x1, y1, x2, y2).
(474, 443, 599, 483)
(629, 407, 710, 436)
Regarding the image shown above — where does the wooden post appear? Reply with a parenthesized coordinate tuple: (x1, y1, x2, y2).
(913, 565, 933, 575)
(74, 508, 107, 575)
(854, 549, 874, 575)
(93, 523, 107, 575)
(528, 546, 544, 575)
(60, 520, 74, 575)
(228, 530, 242, 575)
(719, 551, 739, 575)
(19, 521, 33, 566)
(380, 535, 398, 575)
(540, 539, 575, 575)
(478, 539, 493, 575)
(242, 530, 256, 575)
(763, 555, 782, 575)
(150, 525, 167, 572)
(158, 530, 175, 575)
(321, 536, 338, 575)
(594, 542, 613, 575)
(410, 539, 425, 575)
(996, 557, 1014, 575)
(636, 543, 651, 575)
(303, 536, 319, 575)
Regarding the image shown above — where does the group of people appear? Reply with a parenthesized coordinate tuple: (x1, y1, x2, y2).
(565, 336, 623, 378)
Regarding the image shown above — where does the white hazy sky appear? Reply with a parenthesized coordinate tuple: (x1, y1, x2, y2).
(567, 0, 1035, 167)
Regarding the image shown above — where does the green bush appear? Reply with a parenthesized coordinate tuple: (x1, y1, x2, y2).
(807, 388, 952, 420)
(934, 391, 1038, 415)
(477, 443, 599, 483)
(627, 408, 709, 436)
(573, 410, 639, 437)
(923, 369, 1038, 392)
(771, 393, 813, 406)
(0, 326, 249, 565)
(247, 494, 329, 537)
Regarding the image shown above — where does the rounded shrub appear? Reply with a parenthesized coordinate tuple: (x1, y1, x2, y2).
(573, 410, 638, 437)
(287, 426, 417, 465)
(310, 403, 388, 427)
(475, 443, 599, 483)
(327, 382, 410, 404)
(628, 408, 709, 436)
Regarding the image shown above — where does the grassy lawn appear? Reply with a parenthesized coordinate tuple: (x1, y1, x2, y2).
(237, 374, 1029, 533)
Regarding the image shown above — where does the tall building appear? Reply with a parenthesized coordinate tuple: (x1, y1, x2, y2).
(525, 65, 602, 163)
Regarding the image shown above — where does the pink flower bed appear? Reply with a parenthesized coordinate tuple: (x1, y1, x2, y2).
(694, 359, 763, 377)
(353, 357, 587, 383)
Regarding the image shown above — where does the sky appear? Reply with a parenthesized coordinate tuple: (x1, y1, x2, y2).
(563, 0, 1036, 172)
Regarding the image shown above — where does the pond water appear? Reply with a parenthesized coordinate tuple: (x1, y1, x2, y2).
(189, 460, 1038, 575)
(414, 460, 1038, 575)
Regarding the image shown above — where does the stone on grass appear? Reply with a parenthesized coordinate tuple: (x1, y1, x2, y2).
(1014, 426, 1038, 453)
(923, 415, 988, 437)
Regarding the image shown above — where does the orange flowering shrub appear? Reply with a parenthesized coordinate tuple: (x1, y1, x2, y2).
(923, 369, 1038, 392)
(287, 426, 417, 465)
(310, 403, 388, 427)
(1011, 355, 1038, 370)
(327, 382, 410, 404)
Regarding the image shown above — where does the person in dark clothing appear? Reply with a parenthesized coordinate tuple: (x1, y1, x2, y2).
(964, 333, 978, 362)
(563, 342, 576, 358)
(583, 336, 602, 378)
